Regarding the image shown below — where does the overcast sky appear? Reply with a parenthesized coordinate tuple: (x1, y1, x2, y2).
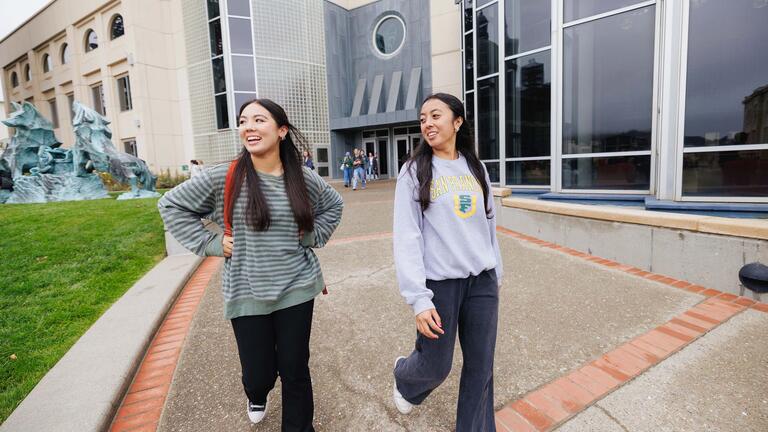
(0, 0, 50, 100)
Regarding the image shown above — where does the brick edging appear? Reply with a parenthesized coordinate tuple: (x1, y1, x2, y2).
(109, 257, 223, 432)
(494, 227, 767, 432)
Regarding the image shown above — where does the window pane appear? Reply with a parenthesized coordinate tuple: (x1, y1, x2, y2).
(317, 166, 329, 177)
(562, 6, 655, 155)
(86, 30, 98, 51)
(61, 44, 70, 65)
(506, 160, 550, 186)
(111, 15, 124, 40)
(317, 148, 328, 163)
(464, 33, 474, 91)
(562, 155, 651, 190)
(48, 99, 59, 129)
(504, 0, 550, 56)
(227, 0, 249, 16)
(215, 94, 229, 129)
(92, 85, 105, 116)
(476, 4, 498, 77)
(465, 91, 475, 124)
(11, 72, 18, 87)
(212, 57, 226, 93)
(229, 17, 253, 55)
(682, 150, 768, 197)
(207, 0, 220, 19)
(506, 51, 550, 158)
(374, 17, 405, 55)
(684, 0, 768, 148)
(231, 56, 255, 91)
(564, 0, 644, 22)
(124, 140, 137, 157)
(234, 92, 257, 119)
(477, 0, 493, 7)
(477, 77, 499, 159)
(484, 161, 500, 183)
(209, 20, 223, 57)
(118, 76, 132, 111)
(235, 93, 256, 120)
(464, 0, 473, 31)
(67, 93, 74, 120)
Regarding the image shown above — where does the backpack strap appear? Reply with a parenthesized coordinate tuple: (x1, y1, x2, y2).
(223, 160, 238, 237)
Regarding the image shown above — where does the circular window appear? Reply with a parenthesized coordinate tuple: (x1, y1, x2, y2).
(372, 15, 405, 57)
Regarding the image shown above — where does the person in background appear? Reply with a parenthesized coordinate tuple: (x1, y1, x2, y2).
(352, 148, 366, 190)
(303, 150, 315, 170)
(190, 159, 202, 178)
(341, 151, 353, 187)
(367, 152, 376, 181)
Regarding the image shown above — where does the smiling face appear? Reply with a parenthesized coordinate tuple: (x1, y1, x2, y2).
(419, 98, 463, 153)
(238, 102, 288, 157)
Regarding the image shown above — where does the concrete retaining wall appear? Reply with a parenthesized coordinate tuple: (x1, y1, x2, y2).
(497, 204, 768, 295)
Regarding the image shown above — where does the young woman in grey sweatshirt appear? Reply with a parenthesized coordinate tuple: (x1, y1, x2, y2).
(158, 99, 343, 431)
(392, 93, 503, 431)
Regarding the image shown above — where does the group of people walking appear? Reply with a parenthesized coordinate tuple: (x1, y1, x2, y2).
(158, 92, 503, 431)
(340, 148, 379, 190)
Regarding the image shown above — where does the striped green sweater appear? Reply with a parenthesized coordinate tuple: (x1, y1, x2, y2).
(158, 164, 343, 319)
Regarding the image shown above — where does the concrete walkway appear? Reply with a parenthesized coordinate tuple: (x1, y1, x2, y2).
(118, 180, 767, 431)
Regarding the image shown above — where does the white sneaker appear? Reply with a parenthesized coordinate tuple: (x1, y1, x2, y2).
(247, 399, 267, 424)
(393, 356, 414, 414)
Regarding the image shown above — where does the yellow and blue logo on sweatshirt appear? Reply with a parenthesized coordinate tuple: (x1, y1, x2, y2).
(430, 175, 481, 219)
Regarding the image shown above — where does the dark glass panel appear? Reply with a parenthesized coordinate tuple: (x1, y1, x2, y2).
(477, 77, 499, 159)
(484, 161, 500, 183)
(215, 93, 229, 129)
(465, 33, 474, 91)
(209, 20, 223, 57)
(476, 4, 498, 77)
(682, 150, 768, 197)
(212, 57, 226, 94)
(562, 155, 651, 190)
(506, 51, 551, 158)
(505, 160, 550, 186)
(684, 0, 768, 147)
(504, 0, 550, 56)
(562, 6, 655, 155)
(565, 0, 643, 22)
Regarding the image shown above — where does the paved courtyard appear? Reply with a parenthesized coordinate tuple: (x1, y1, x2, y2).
(121, 180, 767, 432)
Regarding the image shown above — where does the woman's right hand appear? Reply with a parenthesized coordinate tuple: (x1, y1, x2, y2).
(415, 308, 444, 339)
(222, 235, 234, 257)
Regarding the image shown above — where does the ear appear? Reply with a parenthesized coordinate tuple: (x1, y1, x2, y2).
(453, 116, 463, 132)
(278, 125, 289, 140)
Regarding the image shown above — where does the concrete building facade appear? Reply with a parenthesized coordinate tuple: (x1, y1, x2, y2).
(1, 0, 191, 173)
(325, 0, 462, 178)
(1, 0, 461, 178)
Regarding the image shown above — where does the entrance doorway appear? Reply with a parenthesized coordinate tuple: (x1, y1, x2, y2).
(394, 126, 423, 172)
(362, 129, 390, 179)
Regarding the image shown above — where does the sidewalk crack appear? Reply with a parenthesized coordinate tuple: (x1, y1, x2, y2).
(596, 404, 631, 432)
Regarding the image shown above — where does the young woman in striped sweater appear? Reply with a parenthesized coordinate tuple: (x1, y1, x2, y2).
(158, 99, 343, 431)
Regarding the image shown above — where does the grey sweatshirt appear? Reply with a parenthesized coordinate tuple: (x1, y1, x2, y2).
(158, 164, 343, 319)
(393, 154, 503, 315)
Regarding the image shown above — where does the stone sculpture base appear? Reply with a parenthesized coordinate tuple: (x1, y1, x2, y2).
(5, 174, 109, 204)
(117, 189, 161, 200)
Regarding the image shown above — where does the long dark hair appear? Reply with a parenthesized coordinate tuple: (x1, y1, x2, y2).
(231, 98, 314, 232)
(407, 93, 491, 217)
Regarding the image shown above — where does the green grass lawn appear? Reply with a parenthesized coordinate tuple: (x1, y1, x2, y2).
(0, 197, 166, 422)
